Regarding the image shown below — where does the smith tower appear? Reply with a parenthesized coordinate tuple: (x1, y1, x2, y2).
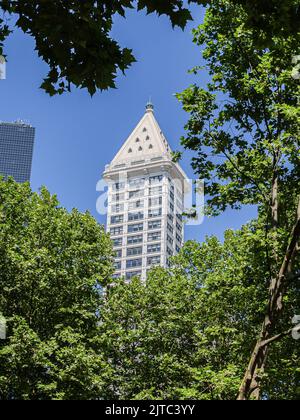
(103, 103, 188, 281)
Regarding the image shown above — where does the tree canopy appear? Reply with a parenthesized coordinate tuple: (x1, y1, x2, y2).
(0, 179, 298, 400)
(98, 226, 299, 400)
(176, 0, 300, 399)
(0, 0, 298, 95)
(0, 178, 114, 399)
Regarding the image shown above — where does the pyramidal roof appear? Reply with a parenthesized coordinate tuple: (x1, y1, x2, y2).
(110, 102, 172, 166)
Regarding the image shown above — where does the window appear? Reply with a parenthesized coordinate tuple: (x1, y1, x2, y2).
(149, 186, 162, 196)
(149, 197, 162, 208)
(128, 148, 132, 153)
(138, 146, 143, 151)
(115, 249, 122, 258)
(167, 235, 173, 245)
(149, 175, 163, 185)
(147, 256, 161, 266)
(168, 213, 174, 222)
(111, 215, 124, 224)
(129, 178, 145, 189)
(136, 138, 140, 143)
(112, 193, 125, 203)
(128, 212, 144, 221)
(128, 223, 144, 233)
(148, 232, 161, 242)
(112, 273, 121, 279)
(146, 135, 150, 140)
(129, 190, 144, 199)
(128, 235, 143, 245)
(169, 202, 174, 213)
(126, 271, 142, 280)
(167, 223, 174, 234)
(129, 200, 144, 210)
(149, 144, 153, 149)
(176, 213, 183, 222)
(147, 244, 161, 254)
(114, 261, 122, 270)
(176, 234, 182, 243)
(110, 226, 123, 236)
(127, 247, 143, 257)
(176, 199, 183, 210)
(176, 245, 181, 253)
(113, 182, 125, 191)
(148, 220, 162, 230)
(111, 203, 124, 213)
(167, 247, 173, 257)
(176, 222, 182, 232)
(149, 208, 162, 218)
(168, 178, 175, 192)
(143, 127, 147, 132)
(126, 259, 142, 268)
(113, 238, 123, 247)
(170, 191, 174, 202)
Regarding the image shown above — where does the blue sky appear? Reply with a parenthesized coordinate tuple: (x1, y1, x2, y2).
(0, 6, 256, 243)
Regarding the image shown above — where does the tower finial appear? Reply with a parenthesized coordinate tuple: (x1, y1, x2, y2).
(146, 98, 154, 112)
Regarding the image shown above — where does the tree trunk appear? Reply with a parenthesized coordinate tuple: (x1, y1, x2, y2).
(250, 164, 280, 400)
(237, 198, 300, 400)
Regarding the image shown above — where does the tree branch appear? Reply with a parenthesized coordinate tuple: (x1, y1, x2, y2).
(260, 328, 294, 348)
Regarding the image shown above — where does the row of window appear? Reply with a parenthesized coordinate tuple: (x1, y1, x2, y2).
(112, 186, 164, 203)
(128, 144, 153, 153)
(113, 271, 142, 281)
(113, 231, 182, 247)
(113, 232, 161, 247)
(114, 251, 182, 274)
(115, 240, 161, 257)
(111, 197, 163, 213)
(110, 222, 180, 242)
(114, 255, 162, 271)
(111, 208, 163, 224)
(113, 239, 162, 253)
(112, 175, 163, 192)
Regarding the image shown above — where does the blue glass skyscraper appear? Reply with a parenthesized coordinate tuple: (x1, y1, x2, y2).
(0, 121, 35, 183)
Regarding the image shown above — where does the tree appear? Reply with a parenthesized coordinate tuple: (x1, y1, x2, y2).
(0, 178, 114, 400)
(99, 226, 299, 400)
(0, 1, 298, 95)
(176, 0, 300, 399)
(0, 179, 298, 400)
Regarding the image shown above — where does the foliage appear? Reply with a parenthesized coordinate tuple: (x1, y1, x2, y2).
(0, 178, 114, 399)
(0, 1, 298, 95)
(0, 179, 298, 399)
(176, 0, 299, 218)
(99, 226, 299, 400)
(176, 0, 300, 399)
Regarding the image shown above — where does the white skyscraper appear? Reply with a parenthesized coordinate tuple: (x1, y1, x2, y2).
(103, 102, 188, 281)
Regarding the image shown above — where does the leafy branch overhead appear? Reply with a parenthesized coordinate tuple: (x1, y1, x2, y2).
(0, 0, 195, 96)
(0, 0, 299, 95)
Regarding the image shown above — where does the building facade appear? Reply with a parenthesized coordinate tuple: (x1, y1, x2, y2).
(0, 121, 35, 183)
(103, 103, 188, 281)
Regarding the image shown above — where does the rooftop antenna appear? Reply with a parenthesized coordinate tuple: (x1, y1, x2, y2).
(146, 96, 154, 112)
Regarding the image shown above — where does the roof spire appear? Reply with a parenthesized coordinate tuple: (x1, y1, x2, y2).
(146, 98, 154, 113)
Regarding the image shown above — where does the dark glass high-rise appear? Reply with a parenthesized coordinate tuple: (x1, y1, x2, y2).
(0, 121, 35, 183)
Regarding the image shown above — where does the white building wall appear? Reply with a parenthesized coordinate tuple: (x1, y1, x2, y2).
(103, 104, 187, 281)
